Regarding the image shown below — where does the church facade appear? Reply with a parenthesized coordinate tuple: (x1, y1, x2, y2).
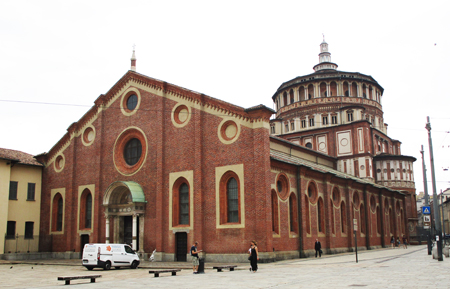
(36, 42, 417, 262)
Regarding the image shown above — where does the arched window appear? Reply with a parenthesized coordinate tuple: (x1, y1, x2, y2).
(389, 208, 394, 234)
(400, 209, 404, 234)
(289, 194, 298, 233)
(320, 82, 327, 97)
(290, 89, 294, 103)
(330, 82, 337, 96)
(219, 171, 241, 224)
(227, 178, 239, 223)
(305, 195, 311, 234)
(318, 197, 324, 233)
(79, 189, 92, 230)
(360, 203, 366, 234)
(179, 183, 189, 225)
(271, 190, 279, 234)
(172, 178, 190, 227)
(341, 201, 346, 234)
(376, 206, 381, 234)
(331, 199, 335, 234)
(352, 82, 358, 97)
(283, 92, 288, 106)
(52, 193, 63, 232)
(299, 87, 305, 101)
(85, 194, 92, 228)
(308, 84, 314, 99)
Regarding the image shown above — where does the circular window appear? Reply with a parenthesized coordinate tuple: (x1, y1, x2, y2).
(370, 195, 376, 212)
(305, 142, 313, 149)
(376, 169, 381, 173)
(120, 88, 141, 116)
(82, 126, 96, 146)
(390, 168, 395, 173)
(218, 119, 241, 145)
(307, 182, 317, 203)
(113, 127, 147, 176)
(54, 154, 65, 172)
(360, 165, 365, 171)
(276, 173, 289, 200)
(171, 103, 192, 128)
(353, 192, 360, 208)
(126, 94, 138, 111)
(222, 121, 237, 140)
(124, 138, 142, 165)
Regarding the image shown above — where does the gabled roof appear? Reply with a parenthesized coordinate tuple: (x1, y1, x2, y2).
(0, 148, 43, 167)
(38, 70, 274, 164)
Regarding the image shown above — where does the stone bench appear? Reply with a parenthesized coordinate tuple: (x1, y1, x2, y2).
(148, 269, 181, 277)
(213, 265, 237, 272)
(57, 275, 102, 285)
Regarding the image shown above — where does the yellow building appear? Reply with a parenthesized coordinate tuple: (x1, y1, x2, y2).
(0, 148, 42, 254)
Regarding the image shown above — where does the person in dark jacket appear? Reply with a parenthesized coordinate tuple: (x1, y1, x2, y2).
(314, 239, 322, 258)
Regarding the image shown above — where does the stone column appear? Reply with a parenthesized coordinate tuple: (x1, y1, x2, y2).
(105, 214, 110, 244)
(326, 83, 330, 97)
(132, 214, 138, 250)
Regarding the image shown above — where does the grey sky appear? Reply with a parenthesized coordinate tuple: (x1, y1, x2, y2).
(1, 0, 449, 194)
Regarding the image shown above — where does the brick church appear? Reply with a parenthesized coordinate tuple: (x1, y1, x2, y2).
(36, 40, 418, 262)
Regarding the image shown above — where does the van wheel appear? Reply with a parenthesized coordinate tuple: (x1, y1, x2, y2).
(130, 261, 138, 269)
(86, 267, 94, 271)
(104, 261, 111, 270)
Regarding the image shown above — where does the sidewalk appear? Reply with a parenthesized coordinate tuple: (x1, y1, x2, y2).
(1, 245, 448, 288)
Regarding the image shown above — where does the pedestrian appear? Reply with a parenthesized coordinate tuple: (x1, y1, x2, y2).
(402, 235, 408, 249)
(249, 240, 259, 272)
(396, 237, 400, 248)
(390, 236, 395, 249)
(314, 239, 322, 258)
(190, 241, 202, 274)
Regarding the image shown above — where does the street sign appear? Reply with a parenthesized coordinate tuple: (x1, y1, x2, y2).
(353, 219, 358, 231)
(424, 225, 430, 229)
(422, 206, 431, 215)
(424, 215, 431, 222)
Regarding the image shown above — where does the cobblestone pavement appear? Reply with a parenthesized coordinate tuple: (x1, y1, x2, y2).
(1, 245, 448, 288)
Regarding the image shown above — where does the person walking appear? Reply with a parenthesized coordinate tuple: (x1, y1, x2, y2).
(190, 241, 202, 274)
(402, 235, 408, 249)
(249, 240, 259, 272)
(314, 239, 322, 258)
(390, 236, 395, 248)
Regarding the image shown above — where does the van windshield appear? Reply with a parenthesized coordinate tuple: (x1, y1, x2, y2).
(125, 246, 134, 254)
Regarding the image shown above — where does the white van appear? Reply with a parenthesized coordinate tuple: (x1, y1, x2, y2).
(82, 243, 140, 270)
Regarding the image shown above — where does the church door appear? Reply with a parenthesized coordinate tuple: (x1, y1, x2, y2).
(175, 232, 187, 261)
(124, 216, 132, 246)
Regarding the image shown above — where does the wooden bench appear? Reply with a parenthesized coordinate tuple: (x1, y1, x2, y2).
(213, 265, 237, 272)
(57, 275, 102, 285)
(148, 269, 181, 277)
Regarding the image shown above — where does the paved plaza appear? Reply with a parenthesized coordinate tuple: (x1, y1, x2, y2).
(1, 245, 449, 288)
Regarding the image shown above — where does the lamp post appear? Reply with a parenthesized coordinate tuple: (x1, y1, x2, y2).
(426, 116, 443, 261)
(420, 145, 432, 255)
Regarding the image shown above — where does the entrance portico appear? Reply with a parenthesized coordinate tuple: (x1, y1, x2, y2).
(103, 181, 146, 251)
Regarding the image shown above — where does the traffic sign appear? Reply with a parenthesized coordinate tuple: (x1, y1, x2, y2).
(424, 215, 431, 222)
(422, 206, 431, 215)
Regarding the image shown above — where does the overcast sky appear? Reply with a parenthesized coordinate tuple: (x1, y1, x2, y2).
(1, 0, 449, 195)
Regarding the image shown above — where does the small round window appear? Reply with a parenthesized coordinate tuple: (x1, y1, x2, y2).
(305, 142, 312, 149)
(124, 138, 142, 165)
(127, 94, 138, 111)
